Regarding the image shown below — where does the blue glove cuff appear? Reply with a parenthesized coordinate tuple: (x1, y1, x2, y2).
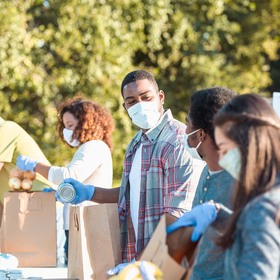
(87, 185, 95, 200)
(43, 187, 55, 193)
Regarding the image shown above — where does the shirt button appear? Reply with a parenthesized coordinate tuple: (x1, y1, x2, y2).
(204, 187, 207, 192)
(206, 176, 210, 179)
(200, 200, 203, 204)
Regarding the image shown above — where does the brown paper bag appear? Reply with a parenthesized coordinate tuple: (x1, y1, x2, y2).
(68, 203, 121, 280)
(0, 191, 57, 267)
(140, 214, 199, 280)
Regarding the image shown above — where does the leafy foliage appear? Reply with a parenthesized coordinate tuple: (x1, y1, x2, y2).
(0, 0, 279, 180)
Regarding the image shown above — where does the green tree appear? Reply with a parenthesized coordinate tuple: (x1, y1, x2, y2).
(0, 0, 279, 180)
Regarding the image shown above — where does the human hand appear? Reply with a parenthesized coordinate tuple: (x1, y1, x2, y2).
(166, 202, 217, 242)
(106, 259, 136, 276)
(56, 178, 95, 204)
(16, 155, 38, 172)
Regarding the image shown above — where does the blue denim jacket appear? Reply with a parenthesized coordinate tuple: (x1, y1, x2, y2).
(224, 184, 280, 279)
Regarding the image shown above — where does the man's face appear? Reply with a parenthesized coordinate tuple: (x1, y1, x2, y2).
(122, 79, 164, 113)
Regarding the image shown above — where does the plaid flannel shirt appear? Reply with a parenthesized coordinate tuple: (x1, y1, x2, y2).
(118, 109, 200, 262)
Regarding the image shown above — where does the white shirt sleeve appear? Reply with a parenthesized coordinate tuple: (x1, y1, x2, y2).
(48, 140, 106, 185)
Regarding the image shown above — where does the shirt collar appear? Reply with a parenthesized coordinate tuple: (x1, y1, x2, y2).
(144, 109, 173, 143)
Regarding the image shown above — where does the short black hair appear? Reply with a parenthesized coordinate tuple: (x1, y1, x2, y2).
(189, 87, 236, 142)
(121, 70, 159, 96)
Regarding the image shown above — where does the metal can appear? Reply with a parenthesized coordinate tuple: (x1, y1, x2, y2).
(57, 182, 76, 203)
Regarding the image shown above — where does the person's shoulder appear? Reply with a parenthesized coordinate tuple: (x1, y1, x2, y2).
(199, 165, 209, 178)
(0, 120, 25, 137)
(162, 109, 185, 130)
(160, 111, 185, 141)
(251, 186, 280, 209)
(1, 120, 22, 130)
(241, 187, 280, 227)
(81, 139, 110, 150)
(171, 118, 186, 132)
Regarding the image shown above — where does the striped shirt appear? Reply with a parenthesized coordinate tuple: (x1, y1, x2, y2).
(118, 109, 203, 262)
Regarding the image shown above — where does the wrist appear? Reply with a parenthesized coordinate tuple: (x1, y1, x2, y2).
(214, 202, 221, 213)
(33, 162, 38, 172)
(209, 200, 221, 213)
(86, 185, 95, 200)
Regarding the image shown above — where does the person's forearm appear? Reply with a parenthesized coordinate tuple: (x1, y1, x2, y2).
(34, 162, 51, 179)
(91, 187, 120, 204)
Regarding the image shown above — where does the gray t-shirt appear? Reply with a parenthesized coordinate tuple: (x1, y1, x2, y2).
(190, 166, 234, 280)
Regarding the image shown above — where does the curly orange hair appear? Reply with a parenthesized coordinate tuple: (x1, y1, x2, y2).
(57, 97, 115, 151)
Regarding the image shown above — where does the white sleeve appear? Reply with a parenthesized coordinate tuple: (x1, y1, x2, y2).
(48, 141, 105, 185)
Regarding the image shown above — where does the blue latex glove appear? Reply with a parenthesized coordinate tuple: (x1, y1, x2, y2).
(43, 187, 56, 193)
(166, 202, 217, 242)
(56, 178, 95, 204)
(16, 155, 38, 172)
(106, 259, 136, 276)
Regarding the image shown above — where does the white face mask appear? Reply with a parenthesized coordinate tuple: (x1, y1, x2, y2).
(63, 128, 80, 147)
(218, 147, 241, 181)
(185, 129, 202, 149)
(184, 134, 202, 160)
(127, 101, 161, 129)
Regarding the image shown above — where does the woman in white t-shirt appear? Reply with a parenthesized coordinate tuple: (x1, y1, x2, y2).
(17, 97, 115, 264)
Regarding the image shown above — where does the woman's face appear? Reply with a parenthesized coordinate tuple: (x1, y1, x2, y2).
(63, 111, 79, 130)
(214, 125, 238, 159)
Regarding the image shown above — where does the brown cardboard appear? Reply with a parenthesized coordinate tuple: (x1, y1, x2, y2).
(67, 203, 121, 280)
(1, 191, 57, 267)
(141, 214, 197, 280)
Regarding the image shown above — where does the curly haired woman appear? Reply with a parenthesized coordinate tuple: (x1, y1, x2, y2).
(16, 96, 115, 264)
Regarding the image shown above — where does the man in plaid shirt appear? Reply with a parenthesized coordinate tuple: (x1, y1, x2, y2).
(56, 70, 205, 274)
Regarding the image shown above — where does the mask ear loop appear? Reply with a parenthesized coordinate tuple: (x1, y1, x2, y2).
(195, 129, 205, 150)
(195, 141, 202, 149)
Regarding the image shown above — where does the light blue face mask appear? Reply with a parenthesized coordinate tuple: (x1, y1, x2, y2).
(185, 129, 202, 149)
(218, 147, 241, 181)
(184, 134, 202, 160)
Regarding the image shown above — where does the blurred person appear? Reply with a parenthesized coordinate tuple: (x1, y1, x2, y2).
(0, 116, 51, 206)
(16, 97, 115, 265)
(0, 116, 65, 265)
(167, 94, 280, 279)
(54, 70, 205, 275)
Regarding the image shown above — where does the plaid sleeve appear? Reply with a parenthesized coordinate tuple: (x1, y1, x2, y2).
(163, 143, 203, 215)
